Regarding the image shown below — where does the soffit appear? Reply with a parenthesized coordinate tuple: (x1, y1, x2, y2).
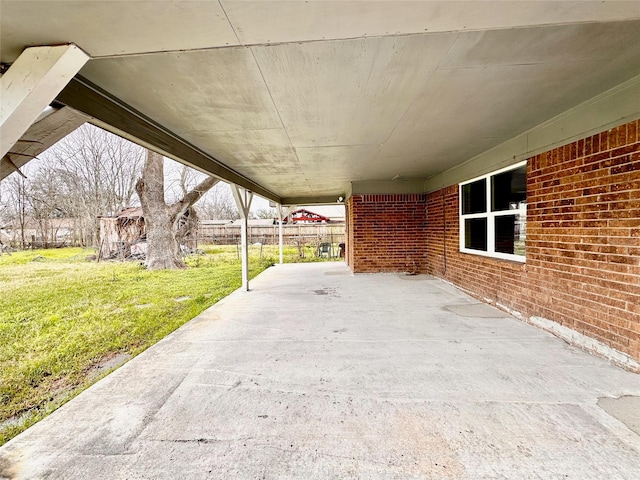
(2, 1, 640, 201)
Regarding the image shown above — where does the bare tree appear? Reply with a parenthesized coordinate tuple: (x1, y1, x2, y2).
(40, 124, 144, 246)
(195, 183, 240, 220)
(2, 126, 229, 256)
(0, 175, 29, 248)
(253, 207, 276, 220)
(26, 169, 66, 247)
(136, 150, 218, 269)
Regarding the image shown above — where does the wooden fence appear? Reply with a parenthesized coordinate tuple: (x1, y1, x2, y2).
(198, 223, 345, 246)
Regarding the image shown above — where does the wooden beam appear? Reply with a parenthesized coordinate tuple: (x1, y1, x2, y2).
(280, 196, 344, 206)
(1, 155, 27, 178)
(1, 106, 88, 180)
(1, 45, 89, 158)
(55, 76, 281, 203)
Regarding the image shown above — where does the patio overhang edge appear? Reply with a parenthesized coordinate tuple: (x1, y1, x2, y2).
(280, 196, 345, 207)
(55, 75, 282, 204)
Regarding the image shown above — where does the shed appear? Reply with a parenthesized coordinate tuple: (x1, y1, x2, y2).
(99, 207, 198, 260)
(98, 207, 145, 260)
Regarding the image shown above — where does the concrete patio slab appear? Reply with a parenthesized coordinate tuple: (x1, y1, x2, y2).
(1, 262, 639, 479)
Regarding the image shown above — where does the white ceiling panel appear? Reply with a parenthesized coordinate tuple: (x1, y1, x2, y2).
(439, 21, 640, 69)
(0, 1, 238, 62)
(253, 33, 456, 148)
(181, 128, 308, 195)
(223, 1, 640, 45)
(296, 145, 382, 182)
(80, 48, 282, 135)
(3, 2, 640, 202)
(372, 22, 640, 179)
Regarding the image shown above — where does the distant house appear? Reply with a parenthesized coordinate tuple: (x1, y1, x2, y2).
(0, 217, 79, 248)
(282, 208, 332, 224)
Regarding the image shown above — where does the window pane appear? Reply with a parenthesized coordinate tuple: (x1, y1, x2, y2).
(491, 165, 526, 212)
(495, 214, 526, 256)
(464, 218, 487, 251)
(462, 179, 486, 214)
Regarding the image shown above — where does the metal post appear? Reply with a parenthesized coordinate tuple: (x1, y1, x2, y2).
(232, 185, 253, 291)
(277, 204, 284, 265)
(277, 205, 294, 265)
(240, 215, 249, 289)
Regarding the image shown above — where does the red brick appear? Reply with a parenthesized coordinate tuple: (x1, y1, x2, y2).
(420, 119, 640, 364)
(348, 120, 639, 363)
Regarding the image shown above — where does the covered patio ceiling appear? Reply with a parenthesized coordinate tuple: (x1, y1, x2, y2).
(2, 1, 640, 204)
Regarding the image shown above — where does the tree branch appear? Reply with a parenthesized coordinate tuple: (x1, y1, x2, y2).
(169, 176, 219, 219)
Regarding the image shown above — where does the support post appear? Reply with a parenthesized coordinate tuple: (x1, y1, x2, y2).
(276, 205, 294, 264)
(1, 45, 89, 158)
(232, 185, 253, 291)
(277, 205, 284, 265)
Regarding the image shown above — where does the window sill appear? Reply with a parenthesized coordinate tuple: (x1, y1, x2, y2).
(459, 248, 526, 264)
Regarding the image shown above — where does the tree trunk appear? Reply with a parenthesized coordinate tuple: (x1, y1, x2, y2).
(146, 209, 185, 269)
(136, 150, 219, 270)
(136, 150, 185, 269)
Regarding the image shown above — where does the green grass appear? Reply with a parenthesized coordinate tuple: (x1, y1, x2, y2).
(196, 242, 343, 262)
(1, 245, 328, 445)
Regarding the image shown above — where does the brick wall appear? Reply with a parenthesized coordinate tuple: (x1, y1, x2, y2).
(345, 201, 351, 267)
(347, 194, 427, 273)
(426, 119, 640, 365)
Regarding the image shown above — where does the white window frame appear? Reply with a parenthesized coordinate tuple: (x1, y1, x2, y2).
(459, 161, 527, 263)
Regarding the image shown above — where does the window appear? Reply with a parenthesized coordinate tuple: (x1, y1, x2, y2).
(459, 162, 526, 262)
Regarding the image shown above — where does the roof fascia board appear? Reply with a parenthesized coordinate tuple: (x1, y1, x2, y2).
(1, 105, 88, 180)
(55, 76, 281, 203)
(280, 195, 344, 206)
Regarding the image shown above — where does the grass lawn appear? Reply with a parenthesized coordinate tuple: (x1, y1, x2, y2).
(0, 244, 339, 445)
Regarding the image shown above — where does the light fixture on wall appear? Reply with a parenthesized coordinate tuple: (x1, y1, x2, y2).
(337, 196, 344, 203)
